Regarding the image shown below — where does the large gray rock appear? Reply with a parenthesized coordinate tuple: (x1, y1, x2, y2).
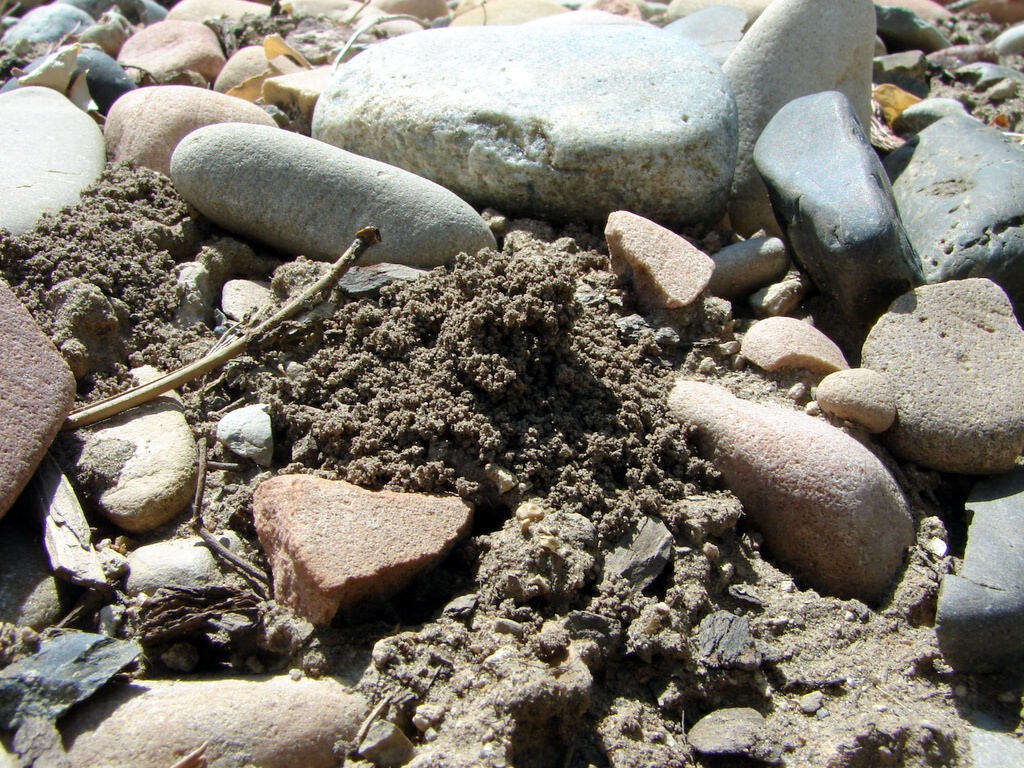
(754, 91, 923, 335)
(861, 279, 1024, 474)
(885, 114, 1024, 313)
(0, 87, 105, 235)
(1, 3, 93, 49)
(664, 5, 747, 63)
(171, 123, 495, 266)
(312, 25, 738, 229)
(723, 0, 875, 236)
(936, 468, 1024, 673)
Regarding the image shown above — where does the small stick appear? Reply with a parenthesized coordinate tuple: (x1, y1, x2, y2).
(63, 228, 380, 431)
(355, 693, 395, 744)
(206, 461, 243, 472)
(331, 15, 426, 71)
(167, 743, 208, 768)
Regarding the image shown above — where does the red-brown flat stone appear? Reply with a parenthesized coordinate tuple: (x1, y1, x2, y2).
(253, 475, 473, 623)
(0, 279, 75, 518)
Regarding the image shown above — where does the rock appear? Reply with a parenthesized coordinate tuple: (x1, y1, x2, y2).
(873, 50, 929, 97)
(261, 66, 333, 125)
(105, 86, 277, 177)
(926, 43, 998, 69)
(687, 707, 766, 757)
(707, 235, 789, 299)
(951, 0, 1024, 23)
(754, 91, 923, 334)
(749, 271, 810, 317)
(117, 20, 226, 84)
(955, 61, 1024, 88)
(696, 610, 761, 670)
(216, 404, 274, 466)
(221, 279, 274, 321)
(723, 0, 875, 236)
(215, 45, 277, 93)
(602, 515, 673, 591)
(892, 96, 968, 133)
(875, 5, 949, 53)
(371, 0, 448, 18)
(582, 0, 643, 17)
(0, 88, 105, 236)
(124, 533, 241, 595)
(63, 676, 367, 768)
(0, 522, 64, 629)
(664, 4, 747, 63)
(605, 211, 714, 310)
(58, 396, 198, 533)
(524, 8, 648, 24)
(1, 4, 93, 50)
(449, 0, 568, 25)
(72, 47, 136, 113)
(815, 368, 896, 433)
(0, 278, 76, 518)
(666, 0, 768, 24)
(359, 720, 416, 767)
(668, 380, 913, 601)
(76, 10, 133, 58)
(969, 721, 1024, 768)
(253, 475, 472, 623)
(799, 691, 824, 715)
(170, 123, 496, 267)
(165, 0, 271, 21)
(740, 316, 849, 375)
(339, 263, 429, 298)
(936, 469, 1024, 673)
(993, 22, 1024, 55)
(861, 279, 1024, 474)
(312, 25, 738, 229)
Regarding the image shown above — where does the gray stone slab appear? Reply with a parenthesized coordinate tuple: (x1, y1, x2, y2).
(602, 515, 673, 590)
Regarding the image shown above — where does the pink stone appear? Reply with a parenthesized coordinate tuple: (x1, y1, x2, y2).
(740, 316, 849, 375)
(254, 475, 473, 623)
(117, 20, 226, 83)
(605, 211, 714, 310)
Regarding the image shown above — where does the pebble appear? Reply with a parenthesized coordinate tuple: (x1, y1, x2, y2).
(668, 380, 914, 601)
(697, 610, 761, 670)
(312, 25, 738, 229)
(884, 0, 952, 22)
(875, 5, 950, 53)
(371, 0, 449, 19)
(213, 45, 299, 94)
(707, 236, 788, 299)
(604, 211, 714, 310)
(359, 721, 416, 767)
(449, 0, 568, 25)
(216, 403, 274, 466)
(1, 3, 94, 50)
(0, 277, 76, 519)
(1, 45, 137, 114)
(955, 61, 1024, 89)
(993, 22, 1024, 55)
(117, 19, 226, 84)
(76, 10, 133, 58)
(525, 8, 648, 25)
(253, 475, 473, 623)
(861, 279, 1024, 474)
(0, 521, 64, 629)
(955, 0, 1024, 23)
(937, 468, 1024, 673)
(740, 317, 849, 375)
(892, 97, 969, 133)
(602, 515, 673, 591)
(124, 533, 242, 595)
(687, 707, 766, 757)
(798, 691, 824, 715)
(666, 0, 767, 24)
(723, 0, 875, 236)
(754, 91, 923, 333)
(170, 123, 496, 266)
(63, 676, 367, 768)
(165, 0, 272, 22)
(749, 271, 809, 317)
(815, 368, 897, 433)
(261, 66, 333, 125)
(0, 87, 105, 236)
(873, 50, 929, 98)
(663, 5, 747, 63)
(221, 278, 274, 321)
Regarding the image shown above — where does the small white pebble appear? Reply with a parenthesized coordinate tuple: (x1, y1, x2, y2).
(924, 537, 948, 558)
(780, 580, 795, 593)
(288, 668, 303, 681)
(787, 382, 808, 401)
(844, 611, 857, 622)
(804, 401, 821, 416)
(698, 357, 717, 375)
(720, 562, 734, 580)
(816, 707, 831, 719)
(702, 542, 720, 563)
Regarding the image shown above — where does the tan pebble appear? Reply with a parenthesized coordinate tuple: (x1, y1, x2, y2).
(698, 357, 717, 375)
(741, 316, 848, 375)
(166, 0, 271, 22)
(372, 0, 449, 19)
(815, 368, 896, 434)
(702, 542, 720, 562)
(117, 20, 226, 83)
(787, 382, 808, 401)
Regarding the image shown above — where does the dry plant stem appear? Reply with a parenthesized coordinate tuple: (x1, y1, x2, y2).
(62, 228, 381, 430)
(167, 742, 208, 768)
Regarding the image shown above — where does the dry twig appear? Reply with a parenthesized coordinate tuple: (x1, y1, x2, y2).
(167, 743, 208, 768)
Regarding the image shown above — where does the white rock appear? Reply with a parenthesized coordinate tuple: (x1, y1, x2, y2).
(221, 278, 274, 321)
(217, 403, 273, 466)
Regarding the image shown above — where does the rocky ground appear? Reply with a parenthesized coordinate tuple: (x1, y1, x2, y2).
(1, 0, 1024, 767)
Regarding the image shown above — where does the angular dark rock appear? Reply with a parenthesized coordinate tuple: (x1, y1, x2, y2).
(602, 515, 673, 591)
(696, 610, 762, 670)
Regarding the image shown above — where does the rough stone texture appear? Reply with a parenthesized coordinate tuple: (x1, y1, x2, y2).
(664, 4, 747, 63)
(0, 87, 105, 236)
(873, 50, 929, 97)
(687, 707, 766, 756)
(875, 5, 949, 53)
(166, 0, 271, 22)
(749, 272, 809, 317)
(216, 403, 273, 466)
(861, 279, 1024, 474)
(969, 721, 1024, 767)
(254, 474, 473, 623)
(723, 0, 875, 236)
(885, 114, 1024, 313)
(0, 521, 64, 629)
(0, 278, 76, 519)
(117, 20, 226, 83)
(359, 720, 416, 766)
(892, 96, 969, 133)
(63, 676, 368, 768)
(754, 91, 923, 334)
(815, 368, 897, 433)
(696, 610, 761, 670)
(605, 211, 714, 310)
(105, 86, 277, 176)
(936, 468, 1024, 673)
(313, 26, 738, 229)
(602, 515, 673, 591)
(668, 380, 913, 601)
(125, 533, 241, 595)
(740, 316, 849, 375)
(707, 235, 789, 299)
(1, 4, 93, 49)
(170, 123, 496, 267)
(221, 278, 273, 321)
(450, 0, 568, 25)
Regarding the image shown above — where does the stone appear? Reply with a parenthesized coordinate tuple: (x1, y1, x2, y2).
(524, 8, 648, 24)
(63, 676, 367, 768)
(117, 20, 226, 83)
(993, 22, 1024, 55)
(75, 10, 133, 58)
(955, 61, 1024, 89)
(0, 278, 76, 518)
(124, 533, 241, 595)
(602, 515, 673, 591)
(875, 5, 949, 53)
(873, 50, 929, 98)
(1, 4, 93, 50)
(815, 368, 896, 433)
(312, 25, 738, 229)
(166, 0, 271, 21)
(861, 279, 1024, 474)
(892, 97, 968, 133)
(0, 521, 63, 629)
(0, 88, 105, 236)
(1, 46, 136, 114)
(668, 380, 914, 601)
(170, 123, 496, 267)
(359, 720, 416, 767)
(582, 0, 643, 17)
(687, 707, 766, 757)
(951, 0, 1024, 23)
(707, 235, 789, 299)
(339, 263, 429, 298)
(969, 721, 1024, 768)
(754, 91, 923, 334)
(221, 279, 274, 321)
(605, 211, 714, 310)
(216, 404, 274, 466)
(666, 0, 768, 24)
(741, 317, 849, 375)
(214, 45, 279, 93)
(696, 610, 761, 670)
(371, 0, 448, 18)
(799, 691, 824, 715)
(253, 475, 472, 623)
(749, 271, 809, 317)
(105, 86, 277, 176)
(261, 66, 332, 124)
(936, 469, 1024, 673)
(723, 0, 875, 236)
(449, 0, 568, 25)
(664, 4, 747, 63)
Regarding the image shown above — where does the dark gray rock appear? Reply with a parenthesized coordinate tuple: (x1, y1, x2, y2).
(339, 263, 428, 299)
(754, 90, 923, 337)
(359, 720, 415, 767)
(936, 468, 1024, 673)
(2, 48, 136, 114)
(875, 5, 950, 53)
(664, 5, 747, 63)
(955, 62, 1024, 88)
(602, 515, 673, 591)
(873, 50, 929, 97)
(696, 610, 761, 670)
(1, 4, 94, 50)
(885, 114, 1024, 313)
